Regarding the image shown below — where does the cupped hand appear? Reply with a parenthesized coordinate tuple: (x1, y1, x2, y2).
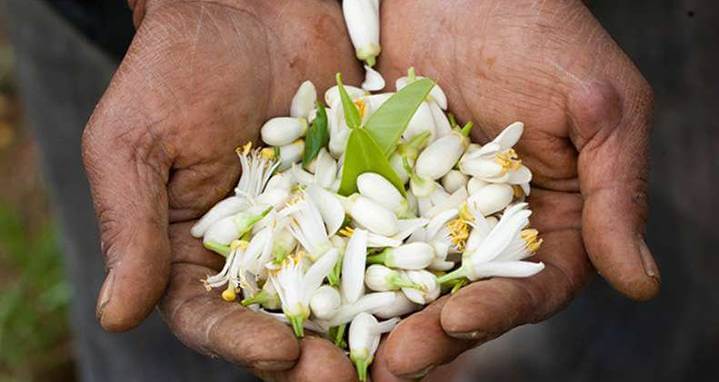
(82, 1, 362, 380)
(372, 0, 660, 379)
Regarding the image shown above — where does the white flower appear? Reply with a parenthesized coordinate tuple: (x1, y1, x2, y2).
(365, 264, 422, 291)
(345, 195, 399, 236)
(310, 285, 341, 320)
(438, 203, 544, 283)
(290, 80, 317, 119)
(342, 0, 381, 66)
(357, 172, 408, 216)
(401, 270, 440, 304)
(191, 196, 248, 238)
(265, 171, 295, 192)
(362, 65, 385, 91)
(282, 198, 333, 260)
(204, 240, 246, 297)
(466, 176, 488, 195)
(349, 312, 399, 381)
(415, 130, 468, 180)
(271, 248, 339, 337)
(362, 92, 393, 118)
(368, 242, 434, 270)
(313, 149, 338, 188)
(441, 170, 468, 194)
(202, 205, 272, 247)
(328, 107, 351, 158)
(466, 183, 514, 216)
(261, 117, 308, 147)
(241, 277, 281, 310)
(372, 291, 420, 319)
(325, 85, 367, 109)
(277, 140, 305, 170)
(429, 100, 452, 137)
(341, 228, 368, 304)
(458, 122, 532, 186)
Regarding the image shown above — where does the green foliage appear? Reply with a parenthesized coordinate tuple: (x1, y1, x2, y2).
(336, 73, 362, 129)
(338, 128, 405, 196)
(302, 102, 330, 167)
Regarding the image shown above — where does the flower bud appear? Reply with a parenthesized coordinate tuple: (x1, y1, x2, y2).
(290, 80, 317, 119)
(402, 101, 436, 142)
(389, 153, 410, 184)
(429, 100, 452, 137)
(260, 280, 281, 310)
(349, 195, 399, 236)
(266, 171, 295, 191)
(372, 291, 419, 319)
(343, 0, 381, 66)
(255, 188, 290, 209)
(357, 172, 407, 215)
(363, 92, 393, 117)
(415, 133, 466, 180)
(396, 75, 448, 110)
(441, 170, 468, 194)
(313, 149, 337, 188)
(362, 65, 385, 91)
(325, 292, 396, 327)
(261, 117, 307, 146)
(467, 184, 514, 216)
(349, 312, 398, 382)
(467, 177, 489, 195)
(277, 140, 304, 170)
(306, 184, 345, 237)
(401, 270, 440, 304)
(365, 264, 421, 291)
(372, 242, 434, 270)
(310, 285, 341, 320)
(341, 228, 368, 304)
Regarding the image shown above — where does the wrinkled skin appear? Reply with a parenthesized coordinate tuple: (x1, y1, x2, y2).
(82, 0, 659, 381)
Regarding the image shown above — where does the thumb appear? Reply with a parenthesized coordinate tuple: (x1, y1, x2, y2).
(82, 102, 172, 331)
(569, 80, 660, 301)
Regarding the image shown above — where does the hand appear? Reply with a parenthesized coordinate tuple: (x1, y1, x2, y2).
(82, 1, 363, 380)
(371, 0, 660, 379)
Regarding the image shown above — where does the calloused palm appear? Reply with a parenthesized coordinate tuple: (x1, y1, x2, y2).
(370, 0, 660, 380)
(82, 1, 363, 380)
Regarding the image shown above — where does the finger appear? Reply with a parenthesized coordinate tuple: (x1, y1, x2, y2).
(568, 80, 660, 300)
(379, 296, 472, 379)
(159, 262, 301, 371)
(371, 338, 421, 382)
(82, 107, 172, 332)
(255, 336, 357, 382)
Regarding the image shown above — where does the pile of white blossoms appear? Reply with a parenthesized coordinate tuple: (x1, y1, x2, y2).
(191, 1, 544, 380)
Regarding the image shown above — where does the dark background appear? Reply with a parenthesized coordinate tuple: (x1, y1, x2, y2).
(0, 0, 716, 381)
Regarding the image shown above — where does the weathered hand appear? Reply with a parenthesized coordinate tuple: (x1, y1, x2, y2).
(371, 0, 660, 379)
(82, 1, 362, 380)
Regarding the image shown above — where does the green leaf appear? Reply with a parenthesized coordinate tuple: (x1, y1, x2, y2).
(339, 128, 406, 196)
(365, 78, 435, 155)
(336, 73, 361, 129)
(302, 102, 329, 166)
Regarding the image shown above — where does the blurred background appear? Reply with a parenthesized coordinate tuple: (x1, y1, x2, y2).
(0, 0, 716, 381)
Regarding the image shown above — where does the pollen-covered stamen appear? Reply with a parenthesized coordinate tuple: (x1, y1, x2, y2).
(447, 217, 470, 251)
(339, 226, 355, 237)
(354, 98, 367, 119)
(230, 239, 249, 251)
(521, 228, 543, 253)
(512, 184, 525, 199)
(237, 141, 253, 157)
(495, 148, 522, 172)
(260, 147, 277, 160)
(221, 286, 237, 302)
(458, 202, 474, 222)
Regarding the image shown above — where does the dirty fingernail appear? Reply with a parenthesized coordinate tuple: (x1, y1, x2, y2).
(638, 238, 660, 282)
(399, 364, 434, 379)
(96, 269, 115, 320)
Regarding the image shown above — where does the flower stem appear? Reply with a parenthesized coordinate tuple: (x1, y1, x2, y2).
(460, 121, 474, 137)
(437, 266, 467, 285)
(389, 273, 422, 290)
(240, 290, 269, 307)
(366, 251, 387, 265)
(287, 314, 304, 338)
(332, 323, 347, 348)
(351, 354, 373, 382)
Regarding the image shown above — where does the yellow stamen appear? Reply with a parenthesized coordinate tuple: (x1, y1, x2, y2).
(447, 218, 470, 251)
(222, 287, 237, 302)
(339, 226, 355, 237)
(354, 99, 367, 119)
(521, 229, 543, 253)
(458, 203, 475, 222)
(289, 249, 306, 265)
(230, 239, 249, 251)
(236, 141, 253, 157)
(495, 148, 522, 172)
(260, 147, 276, 160)
(286, 192, 304, 206)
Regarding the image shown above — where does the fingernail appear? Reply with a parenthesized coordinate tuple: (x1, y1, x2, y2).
(638, 237, 660, 282)
(96, 269, 115, 320)
(447, 330, 486, 341)
(251, 360, 296, 371)
(400, 364, 434, 379)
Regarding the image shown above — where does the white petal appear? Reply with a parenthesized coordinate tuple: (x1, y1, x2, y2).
(313, 149, 338, 188)
(343, 0, 381, 62)
(325, 292, 395, 327)
(507, 165, 532, 185)
(255, 188, 290, 209)
(429, 84, 448, 110)
(290, 81, 317, 119)
(459, 156, 504, 178)
(468, 203, 530, 264)
(362, 65, 385, 91)
(372, 292, 420, 319)
(429, 101, 452, 138)
(494, 121, 524, 150)
(278, 141, 305, 170)
(363, 92, 394, 117)
(387, 242, 434, 270)
(306, 184, 345, 237)
(467, 177, 489, 195)
(303, 248, 339, 301)
(441, 170, 468, 194)
(325, 85, 366, 108)
(402, 101, 436, 142)
(203, 216, 240, 246)
(401, 270, 440, 304)
(365, 264, 394, 291)
(261, 117, 307, 146)
(310, 285, 341, 320)
(425, 187, 468, 218)
(191, 196, 247, 237)
(469, 261, 545, 281)
(266, 172, 295, 191)
(341, 228, 368, 304)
